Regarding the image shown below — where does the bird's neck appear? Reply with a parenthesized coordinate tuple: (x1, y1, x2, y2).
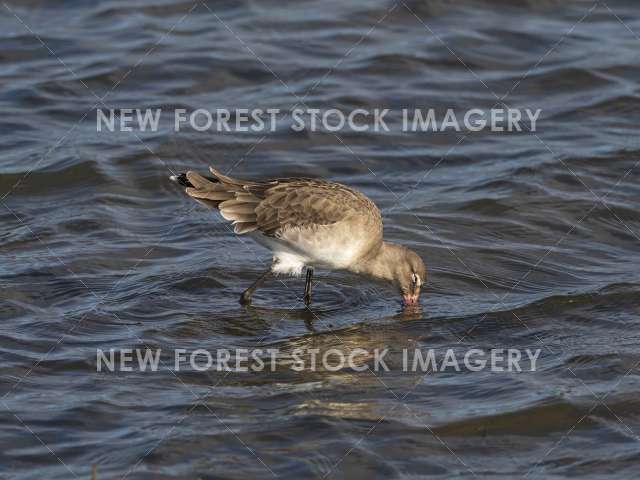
(351, 241, 402, 281)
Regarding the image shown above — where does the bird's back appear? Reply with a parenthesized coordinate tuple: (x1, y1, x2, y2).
(175, 167, 383, 272)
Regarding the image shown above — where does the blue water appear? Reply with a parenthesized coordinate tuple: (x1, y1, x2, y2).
(1, 0, 640, 478)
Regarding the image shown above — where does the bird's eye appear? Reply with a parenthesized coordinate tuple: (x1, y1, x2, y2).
(411, 273, 420, 286)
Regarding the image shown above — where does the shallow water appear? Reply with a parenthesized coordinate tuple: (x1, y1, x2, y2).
(2, 0, 640, 478)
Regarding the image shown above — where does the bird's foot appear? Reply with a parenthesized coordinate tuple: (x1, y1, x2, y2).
(239, 291, 253, 305)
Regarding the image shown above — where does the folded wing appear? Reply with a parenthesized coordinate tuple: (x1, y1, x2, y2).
(183, 167, 380, 238)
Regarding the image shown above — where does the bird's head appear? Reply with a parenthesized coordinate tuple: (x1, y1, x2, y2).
(390, 246, 427, 306)
(355, 242, 427, 306)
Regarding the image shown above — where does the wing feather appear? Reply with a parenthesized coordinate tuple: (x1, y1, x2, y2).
(182, 168, 381, 240)
(254, 179, 380, 239)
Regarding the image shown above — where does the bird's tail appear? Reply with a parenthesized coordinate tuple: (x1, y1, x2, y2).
(169, 173, 193, 187)
(169, 170, 235, 209)
(169, 167, 262, 234)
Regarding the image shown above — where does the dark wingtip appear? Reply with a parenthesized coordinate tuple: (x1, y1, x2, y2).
(169, 173, 193, 188)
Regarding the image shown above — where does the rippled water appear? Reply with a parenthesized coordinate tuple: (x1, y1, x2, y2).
(2, 0, 640, 478)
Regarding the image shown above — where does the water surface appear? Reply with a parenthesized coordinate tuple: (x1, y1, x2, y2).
(1, 0, 640, 478)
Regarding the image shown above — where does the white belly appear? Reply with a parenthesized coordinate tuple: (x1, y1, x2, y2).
(248, 225, 367, 276)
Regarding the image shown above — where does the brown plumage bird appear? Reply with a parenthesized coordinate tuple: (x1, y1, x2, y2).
(171, 167, 426, 306)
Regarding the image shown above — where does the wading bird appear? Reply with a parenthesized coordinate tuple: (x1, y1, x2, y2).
(171, 167, 426, 306)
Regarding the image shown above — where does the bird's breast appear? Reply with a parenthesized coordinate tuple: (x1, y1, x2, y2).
(250, 222, 375, 274)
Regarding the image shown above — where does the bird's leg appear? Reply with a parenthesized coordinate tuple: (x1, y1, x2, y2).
(303, 267, 314, 306)
(240, 269, 272, 305)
